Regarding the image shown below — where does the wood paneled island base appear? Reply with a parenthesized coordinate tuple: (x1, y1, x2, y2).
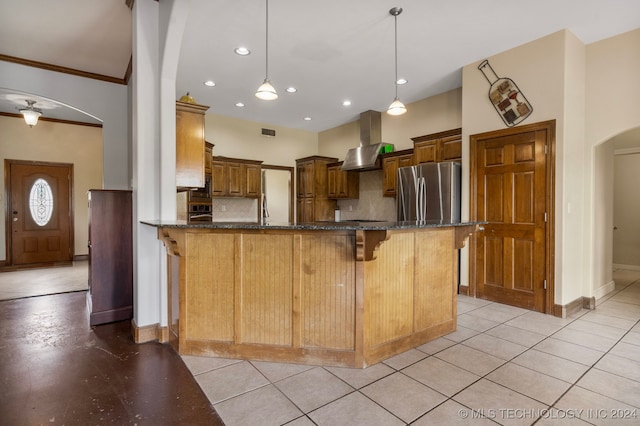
(154, 222, 476, 368)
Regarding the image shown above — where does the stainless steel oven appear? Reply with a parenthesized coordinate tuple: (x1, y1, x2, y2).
(188, 203, 212, 222)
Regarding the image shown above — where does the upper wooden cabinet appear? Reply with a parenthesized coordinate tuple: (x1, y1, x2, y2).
(412, 128, 462, 164)
(204, 141, 213, 174)
(327, 162, 359, 199)
(176, 101, 209, 188)
(295, 156, 338, 222)
(381, 149, 414, 197)
(211, 156, 262, 198)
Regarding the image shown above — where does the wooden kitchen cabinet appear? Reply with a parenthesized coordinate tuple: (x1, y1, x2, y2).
(204, 141, 213, 174)
(87, 190, 133, 326)
(327, 162, 359, 199)
(176, 101, 209, 188)
(412, 128, 462, 164)
(211, 156, 262, 198)
(295, 156, 338, 222)
(381, 149, 414, 197)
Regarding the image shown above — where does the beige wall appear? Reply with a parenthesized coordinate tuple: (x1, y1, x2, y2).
(204, 113, 318, 166)
(318, 88, 462, 160)
(0, 116, 103, 260)
(460, 28, 640, 306)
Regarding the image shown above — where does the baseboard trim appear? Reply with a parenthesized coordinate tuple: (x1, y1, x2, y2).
(131, 319, 170, 344)
(74, 254, 89, 261)
(458, 285, 469, 296)
(554, 296, 594, 318)
(594, 280, 616, 300)
(613, 263, 640, 271)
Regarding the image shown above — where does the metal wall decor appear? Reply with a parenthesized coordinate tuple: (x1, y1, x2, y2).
(477, 60, 533, 127)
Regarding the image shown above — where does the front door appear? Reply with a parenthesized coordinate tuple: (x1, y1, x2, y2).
(470, 121, 555, 313)
(7, 160, 73, 266)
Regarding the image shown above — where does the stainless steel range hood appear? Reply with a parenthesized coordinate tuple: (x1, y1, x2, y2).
(341, 110, 388, 171)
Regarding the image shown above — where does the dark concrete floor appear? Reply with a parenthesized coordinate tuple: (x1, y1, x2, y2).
(0, 291, 224, 425)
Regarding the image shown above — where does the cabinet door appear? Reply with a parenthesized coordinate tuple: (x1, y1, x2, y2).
(398, 154, 414, 168)
(327, 166, 338, 198)
(439, 136, 462, 162)
(245, 164, 261, 198)
(302, 161, 315, 197)
(176, 103, 207, 188)
(414, 141, 437, 164)
(227, 162, 244, 196)
(211, 161, 228, 196)
(303, 198, 315, 222)
(296, 162, 306, 198)
(382, 157, 398, 197)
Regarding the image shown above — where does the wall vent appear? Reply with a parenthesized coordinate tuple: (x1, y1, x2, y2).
(261, 128, 276, 137)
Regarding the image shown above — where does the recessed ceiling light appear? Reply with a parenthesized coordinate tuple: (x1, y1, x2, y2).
(303, 117, 312, 121)
(286, 87, 297, 93)
(235, 102, 245, 107)
(203, 80, 216, 87)
(234, 47, 251, 56)
(396, 78, 408, 85)
(342, 100, 351, 106)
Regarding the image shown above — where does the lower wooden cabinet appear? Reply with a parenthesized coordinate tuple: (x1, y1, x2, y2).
(87, 190, 133, 326)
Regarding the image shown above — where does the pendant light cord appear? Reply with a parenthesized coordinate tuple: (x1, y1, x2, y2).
(394, 13, 398, 98)
(265, 0, 269, 79)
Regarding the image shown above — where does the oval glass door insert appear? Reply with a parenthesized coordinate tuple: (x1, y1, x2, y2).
(29, 178, 54, 226)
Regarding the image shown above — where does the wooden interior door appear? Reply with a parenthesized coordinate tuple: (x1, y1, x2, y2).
(470, 121, 554, 312)
(7, 161, 73, 266)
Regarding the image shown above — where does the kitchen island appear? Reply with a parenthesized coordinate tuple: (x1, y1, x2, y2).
(144, 220, 478, 368)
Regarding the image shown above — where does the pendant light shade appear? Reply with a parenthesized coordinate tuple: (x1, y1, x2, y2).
(19, 100, 42, 127)
(256, 78, 278, 100)
(256, 0, 277, 100)
(387, 97, 407, 116)
(387, 7, 406, 116)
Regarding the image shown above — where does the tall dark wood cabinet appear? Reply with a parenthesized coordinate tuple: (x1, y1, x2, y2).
(87, 190, 133, 326)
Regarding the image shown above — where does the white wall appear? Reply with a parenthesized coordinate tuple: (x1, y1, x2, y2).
(593, 141, 615, 297)
(613, 151, 640, 269)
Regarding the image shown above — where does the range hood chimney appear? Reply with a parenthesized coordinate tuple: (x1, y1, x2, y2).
(341, 110, 388, 171)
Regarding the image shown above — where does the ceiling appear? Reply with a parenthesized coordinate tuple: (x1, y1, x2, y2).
(1, 0, 639, 132)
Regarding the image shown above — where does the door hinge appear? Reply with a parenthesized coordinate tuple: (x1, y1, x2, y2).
(544, 212, 548, 222)
(544, 144, 548, 155)
(544, 279, 547, 290)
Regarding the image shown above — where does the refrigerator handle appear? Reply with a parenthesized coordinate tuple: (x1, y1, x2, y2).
(419, 177, 427, 222)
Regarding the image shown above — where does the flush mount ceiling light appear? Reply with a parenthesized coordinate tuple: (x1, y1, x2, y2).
(255, 0, 277, 100)
(18, 100, 42, 127)
(342, 100, 352, 106)
(387, 7, 407, 116)
(235, 102, 245, 107)
(396, 78, 408, 85)
(203, 80, 216, 87)
(234, 47, 251, 56)
(285, 87, 297, 93)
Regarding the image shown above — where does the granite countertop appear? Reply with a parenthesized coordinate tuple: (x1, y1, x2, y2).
(141, 219, 482, 231)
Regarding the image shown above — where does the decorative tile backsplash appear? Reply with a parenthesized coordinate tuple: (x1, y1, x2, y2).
(212, 198, 259, 222)
(337, 170, 396, 221)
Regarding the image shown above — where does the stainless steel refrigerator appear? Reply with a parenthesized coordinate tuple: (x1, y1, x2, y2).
(396, 161, 461, 223)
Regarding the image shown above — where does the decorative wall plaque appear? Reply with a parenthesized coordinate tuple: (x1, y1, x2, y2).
(478, 60, 533, 127)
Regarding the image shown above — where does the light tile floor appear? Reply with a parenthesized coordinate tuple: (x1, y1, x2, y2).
(0, 260, 88, 301)
(183, 269, 640, 425)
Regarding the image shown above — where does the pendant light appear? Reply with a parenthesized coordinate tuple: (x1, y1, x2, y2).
(19, 100, 42, 127)
(255, 0, 278, 100)
(387, 7, 406, 116)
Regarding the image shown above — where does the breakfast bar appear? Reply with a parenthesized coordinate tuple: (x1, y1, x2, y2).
(145, 220, 478, 368)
